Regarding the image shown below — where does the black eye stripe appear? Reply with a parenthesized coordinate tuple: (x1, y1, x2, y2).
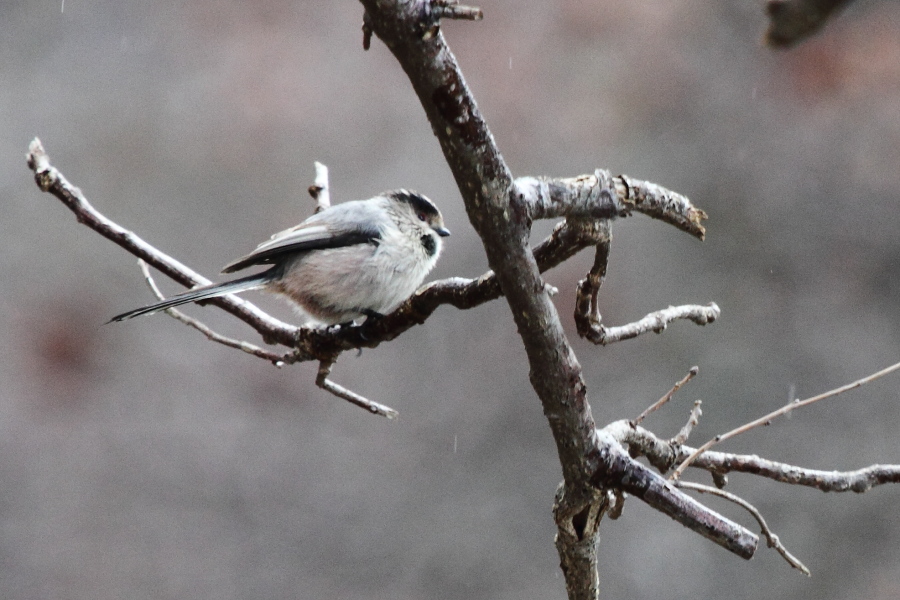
(389, 189, 441, 220)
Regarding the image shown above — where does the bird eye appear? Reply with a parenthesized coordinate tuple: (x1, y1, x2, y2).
(417, 212, 426, 222)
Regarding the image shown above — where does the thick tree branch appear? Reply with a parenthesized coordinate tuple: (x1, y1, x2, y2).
(359, 3, 732, 597)
(359, 5, 612, 596)
(353, 0, 604, 490)
(515, 171, 708, 240)
(592, 429, 759, 559)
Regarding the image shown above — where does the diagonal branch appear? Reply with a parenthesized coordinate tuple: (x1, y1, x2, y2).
(316, 356, 399, 418)
(26, 138, 301, 348)
(360, 6, 613, 598)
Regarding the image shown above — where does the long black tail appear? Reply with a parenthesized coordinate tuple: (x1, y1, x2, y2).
(108, 269, 275, 323)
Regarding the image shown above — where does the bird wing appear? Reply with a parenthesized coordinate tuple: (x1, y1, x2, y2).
(221, 219, 381, 274)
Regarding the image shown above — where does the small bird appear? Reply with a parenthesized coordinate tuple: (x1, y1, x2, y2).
(110, 190, 450, 325)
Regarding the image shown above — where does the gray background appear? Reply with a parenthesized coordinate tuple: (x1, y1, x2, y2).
(3, 1, 900, 598)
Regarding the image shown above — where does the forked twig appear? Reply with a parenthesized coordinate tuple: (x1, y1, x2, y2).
(633, 366, 699, 426)
(137, 260, 298, 366)
(677, 481, 810, 576)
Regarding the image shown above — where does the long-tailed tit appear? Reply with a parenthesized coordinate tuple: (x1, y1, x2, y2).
(110, 190, 450, 325)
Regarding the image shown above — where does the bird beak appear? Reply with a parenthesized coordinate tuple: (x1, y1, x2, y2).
(435, 227, 451, 237)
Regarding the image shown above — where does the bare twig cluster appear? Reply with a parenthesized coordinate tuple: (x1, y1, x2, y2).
(597, 360, 900, 576)
(672, 360, 900, 479)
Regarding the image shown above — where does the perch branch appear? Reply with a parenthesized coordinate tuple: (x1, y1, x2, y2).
(27, 138, 612, 361)
(286, 217, 610, 357)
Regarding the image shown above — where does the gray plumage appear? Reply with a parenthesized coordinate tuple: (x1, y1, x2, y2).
(109, 190, 450, 325)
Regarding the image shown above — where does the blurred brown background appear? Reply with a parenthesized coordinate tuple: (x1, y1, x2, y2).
(3, 1, 900, 598)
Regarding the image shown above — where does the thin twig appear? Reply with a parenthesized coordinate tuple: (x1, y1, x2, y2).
(315, 357, 399, 419)
(677, 481, 811, 576)
(672, 360, 900, 479)
(138, 260, 298, 366)
(633, 366, 699, 426)
(26, 137, 300, 347)
(672, 399, 703, 446)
